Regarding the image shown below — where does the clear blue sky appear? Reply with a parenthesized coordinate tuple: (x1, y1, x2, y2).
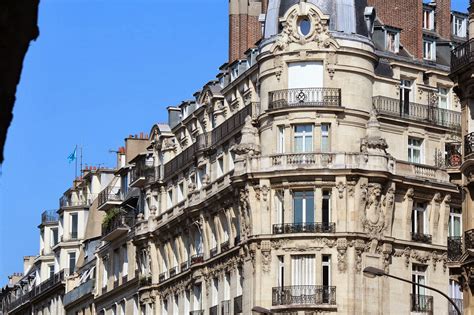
(0, 0, 469, 285)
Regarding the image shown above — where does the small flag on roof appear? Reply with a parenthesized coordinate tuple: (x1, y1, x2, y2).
(67, 146, 77, 163)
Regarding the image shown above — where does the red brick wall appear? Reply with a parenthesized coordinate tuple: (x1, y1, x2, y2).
(368, 0, 422, 58)
(229, 14, 241, 63)
(435, 0, 452, 39)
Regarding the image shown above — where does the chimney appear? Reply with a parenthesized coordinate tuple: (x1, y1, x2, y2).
(23, 256, 35, 274)
(167, 107, 182, 129)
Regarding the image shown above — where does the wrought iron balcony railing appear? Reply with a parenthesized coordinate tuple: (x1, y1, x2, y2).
(449, 298, 463, 315)
(130, 164, 158, 186)
(210, 246, 218, 258)
(234, 295, 243, 314)
(159, 272, 167, 282)
(221, 240, 230, 252)
(269, 87, 341, 110)
(101, 212, 135, 239)
(410, 294, 433, 313)
(169, 266, 178, 277)
(465, 132, 474, 157)
(373, 96, 461, 130)
(189, 311, 204, 315)
(98, 186, 122, 209)
(41, 210, 59, 225)
(451, 38, 474, 73)
(163, 104, 255, 179)
(411, 232, 432, 244)
(465, 229, 474, 250)
(448, 236, 463, 261)
(273, 222, 336, 234)
(191, 253, 204, 265)
(63, 279, 95, 306)
(272, 285, 336, 306)
(209, 305, 218, 315)
(180, 261, 189, 272)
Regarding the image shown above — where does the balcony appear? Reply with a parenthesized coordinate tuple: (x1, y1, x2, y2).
(451, 38, 474, 73)
(448, 236, 463, 261)
(411, 232, 432, 244)
(130, 164, 158, 188)
(221, 240, 230, 252)
(101, 212, 135, 241)
(210, 246, 218, 258)
(373, 96, 461, 130)
(63, 279, 94, 306)
(159, 272, 167, 282)
(209, 305, 218, 315)
(190, 311, 204, 315)
(41, 210, 59, 225)
(191, 254, 204, 265)
(180, 261, 189, 272)
(220, 300, 231, 315)
(273, 223, 336, 234)
(234, 295, 243, 314)
(465, 229, 474, 250)
(449, 298, 463, 315)
(169, 266, 178, 277)
(59, 194, 96, 209)
(410, 294, 433, 313)
(163, 104, 256, 179)
(465, 132, 474, 157)
(269, 88, 341, 110)
(138, 275, 152, 286)
(33, 269, 68, 297)
(98, 186, 122, 211)
(272, 285, 336, 307)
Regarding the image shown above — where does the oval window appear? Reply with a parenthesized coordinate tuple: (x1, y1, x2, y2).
(299, 18, 311, 36)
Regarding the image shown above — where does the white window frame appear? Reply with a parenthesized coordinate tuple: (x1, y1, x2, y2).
(412, 202, 428, 235)
(293, 124, 313, 153)
(322, 255, 331, 286)
(449, 207, 462, 237)
(122, 246, 128, 277)
(408, 137, 423, 164)
(277, 126, 285, 153)
(177, 182, 184, 203)
(321, 124, 330, 152)
(275, 191, 284, 225)
(423, 39, 436, 61)
(423, 9, 434, 30)
(167, 189, 173, 209)
(385, 29, 400, 53)
(277, 256, 284, 287)
(217, 156, 224, 178)
(102, 257, 108, 288)
(452, 15, 467, 37)
(438, 87, 449, 109)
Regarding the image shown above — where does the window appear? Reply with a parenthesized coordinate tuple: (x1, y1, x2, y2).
(217, 156, 224, 178)
(408, 137, 423, 164)
(386, 30, 399, 53)
(400, 79, 412, 115)
(298, 17, 311, 36)
(224, 272, 231, 300)
(173, 294, 179, 315)
(423, 39, 436, 60)
(321, 124, 330, 152)
(291, 255, 315, 286)
(412, 202, 427, 235)
(120, 302, 125, 315)
(277, 256, 284, 287)
(275, 191, 284, 225)
(51, 228, 58, 247)
(237, 267, 243, 296)
(412, 265, 428, 309)
(322, 190, 331, 228)
(449, 279, 462, 301)
(228, 151, 235, 170)
(423, 9, 434, 30)
(438, 87, 449, 109)
(193, 284, 202, 311)
(113, 249, 120, 282)
(294, 125, 313, 153)
(68, 252, 76, 272)
(167, 189, 173, 209)
(212, 278, 218, 306)
(197, 166, 207, 189)
(162, 299, 168, 315)
(453, 15, 467, 37)
(70, 213, 78, 239)
(177, 182, 184, 203)
(293, 191, 314, 224)
(184, 290, 190, 314)
(122, 246, 128, 277)
(322, 255, 331, 303)
(102, 257, 108, 288)
(277, 126, 285, 153)
(49, 265, 55, 279)
(209, 112, 216, 129)
(449, 207, 462, 237)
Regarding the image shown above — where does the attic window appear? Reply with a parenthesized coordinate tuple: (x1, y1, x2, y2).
(299, 17, 311, 37)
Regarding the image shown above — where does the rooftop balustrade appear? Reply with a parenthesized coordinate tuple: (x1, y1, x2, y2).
(41, 210, 59, 225)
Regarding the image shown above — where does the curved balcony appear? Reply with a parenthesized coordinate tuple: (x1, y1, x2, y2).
(273, 223, 335, 234)
(272, 285, 336, 307)
(269, 88, 341, 110)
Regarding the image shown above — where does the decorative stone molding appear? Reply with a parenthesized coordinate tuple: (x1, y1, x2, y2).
(238, 187, 251, 239)
(404, 188, 414, 202)
(361, 184, 386, 240)
(382, 243, 393, 272)
(336, 182, 345, 199)
(337, 238, 348, 272)
(354, 239, 366, 272)
(260, 240, 272, 273)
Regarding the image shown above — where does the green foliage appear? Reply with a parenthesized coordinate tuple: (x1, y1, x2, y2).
(102, 207, 123, 228)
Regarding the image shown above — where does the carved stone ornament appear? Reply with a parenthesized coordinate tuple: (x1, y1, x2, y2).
(233, 116, 260, 157)
(271, 2, 338, 53)
(261, 240, 272, 273)
(404, 188, 414, 202)
(354, 239, 366, 272)
(360, 109, 388, 154)
(382, 243, 393, 272)
(336, 182, 345, 199)
(361, 184, 386, 240)
(238, 188, 252, 239)
(337, 238, 348, 272)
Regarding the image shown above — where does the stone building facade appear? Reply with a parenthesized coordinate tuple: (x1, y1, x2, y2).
(1, 1, 470, 315)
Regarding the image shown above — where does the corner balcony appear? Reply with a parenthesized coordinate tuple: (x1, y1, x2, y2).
(191, 253, 204, 265)
(41, 210, 59, 225)
(98, 186, 123, 211)
(272, 285, 336, 309)
(373, 96, 461, 130)
(130, 164, 159, 188)
(101, 212, 135, 241)
(451, 38, 474, 74)
(269, 88, 341, 110)
(273, 223, 335, 234)
(410, 294, 433, 313)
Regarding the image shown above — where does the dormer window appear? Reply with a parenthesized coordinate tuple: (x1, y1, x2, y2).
(298, 17, 311, 37)
(422, 38, 436, 60)
(423, 9, 434, 30)
(385, 29, 400, 53)
(452, 15, 467, 37)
